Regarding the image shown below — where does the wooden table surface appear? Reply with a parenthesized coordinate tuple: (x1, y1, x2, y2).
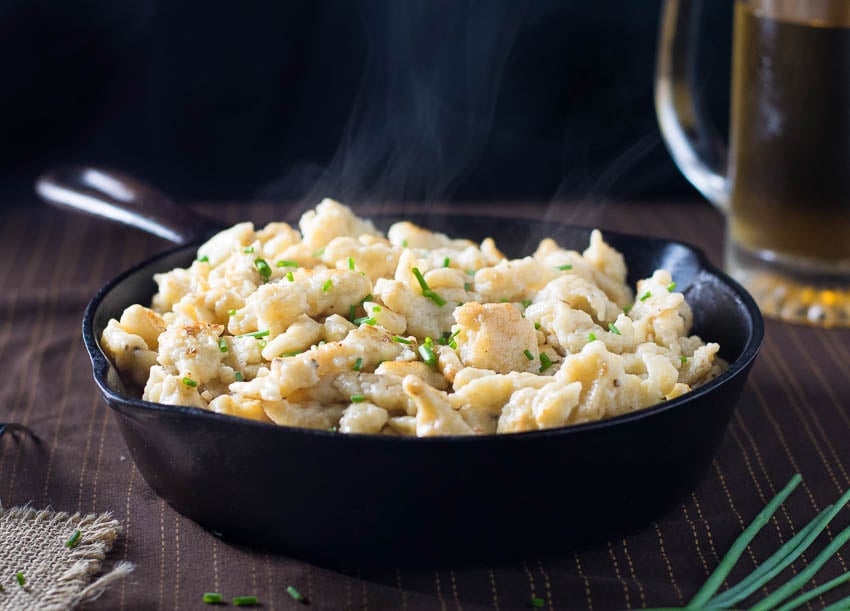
(1, 198, 849, 610)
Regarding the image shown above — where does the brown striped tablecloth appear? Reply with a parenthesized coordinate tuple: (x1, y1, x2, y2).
(2, 198, 849, 610)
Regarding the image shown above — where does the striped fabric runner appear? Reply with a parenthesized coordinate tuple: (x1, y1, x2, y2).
(1, 198, 848, 609)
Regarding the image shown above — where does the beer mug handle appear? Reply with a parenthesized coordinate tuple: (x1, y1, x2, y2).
(655, 0, 731, 211)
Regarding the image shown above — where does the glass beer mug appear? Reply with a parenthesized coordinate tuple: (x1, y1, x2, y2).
(656, 0, 850, 327)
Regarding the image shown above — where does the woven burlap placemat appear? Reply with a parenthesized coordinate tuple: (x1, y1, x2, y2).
(0, 506, 133, 610)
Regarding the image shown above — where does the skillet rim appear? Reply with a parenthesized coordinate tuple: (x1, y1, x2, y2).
(83, 215, 764, 443)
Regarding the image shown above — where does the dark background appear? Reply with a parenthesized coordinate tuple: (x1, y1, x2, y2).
(0, 0, 732, 206)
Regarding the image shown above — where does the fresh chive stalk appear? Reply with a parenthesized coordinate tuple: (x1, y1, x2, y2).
(349, 304, 357, 321)
(392, 336, 413, 344)
(530, 596, 545, 608)
(182, 377, 197, 387)
(667, 281, 677, 292)
(608, 323, 621, 335)
(243, 246, 254, 254)
(15, 573, 24, 586)
(352, 316, 376, 326)
(276, 260, 298, 268)
(588, 332, 597, 342)
(352, 357, 363, 371)
(521, 299, 532, 308)
(202, 592, 223, 604)
(234, 371, 243, 382)
(534, 322, 541, 330)
(539, 353, 553, 373)
(322, 279, 333, 292)
(350, 394, 366, 403)
(287, 271, 294, 282)
(557, 264, 573, 271)
(640, 290, 652, 301)
(197, 255, 209, 263)
(523, 349, 534, 361)
(443, 257, 450, 268)
(218, 338, 228, 353)
(623, 304, 632, 314)
(688, 474, 803, 608)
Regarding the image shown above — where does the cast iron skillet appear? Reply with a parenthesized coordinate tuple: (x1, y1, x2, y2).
(38, 166, 764, 568)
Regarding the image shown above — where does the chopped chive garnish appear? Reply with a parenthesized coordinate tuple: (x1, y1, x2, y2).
(348, 257, 355, 270)
(623, 304, 632, 314)
(312, 247, 325, 257)
(197, 255, 209, 263)
(257, 339, 267, 349)
(466, 269, 476, 276)
(680, 355, 688, 364)
(423, 289, 447, 307)
(15, 573, 24, 586)
(443, 257, 450, 268)
(65, 529, 82, 548)
(608, 323, 621, 335)
(393, 336, 413, 344)
(287, 586, 305, 602)
(350, 394, 366, 403)
(360, 293, 373, 304)
(464, 282, 472, 292)
(557, 264, 573, 271)
(203, 592, 223, 604)
(534, 322, 541, 330)
(349, 304, 357, 320)
(640, 291, 651, 301)
(419, 343, 437, 367)
(233, 596, 258, 606)
(243, 246, 254, 254)
(254, 258, 272, 282)
(539, 353, 553, 372)
(228, 309, 236, 317)
(218, 338, 228, 353)
(521, 299, 533, 308)
(411, 267, 429, 291)
(530, 596, 545, 608)
(276, 259, 298, 268)
(588, 332, 597, 342)
(286, 271, 294, 282)
(667, 281, 677, 292)
(281, 351, 301, 357)
(352, 357, 363, 371)
(237, 330, 270, 339)
(352, 316, 376, 325)
(328, 426, 337, 433)
(234, 372, 243, 382)
(523, 349, 534, 361)
(401, 239, 409, 248)
(322, 279, 333, 292)
(182, 377, 197, 387)
(499, 298, 509, 303)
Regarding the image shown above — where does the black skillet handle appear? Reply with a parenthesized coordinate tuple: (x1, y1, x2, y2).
(35, 165, 225, 245)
